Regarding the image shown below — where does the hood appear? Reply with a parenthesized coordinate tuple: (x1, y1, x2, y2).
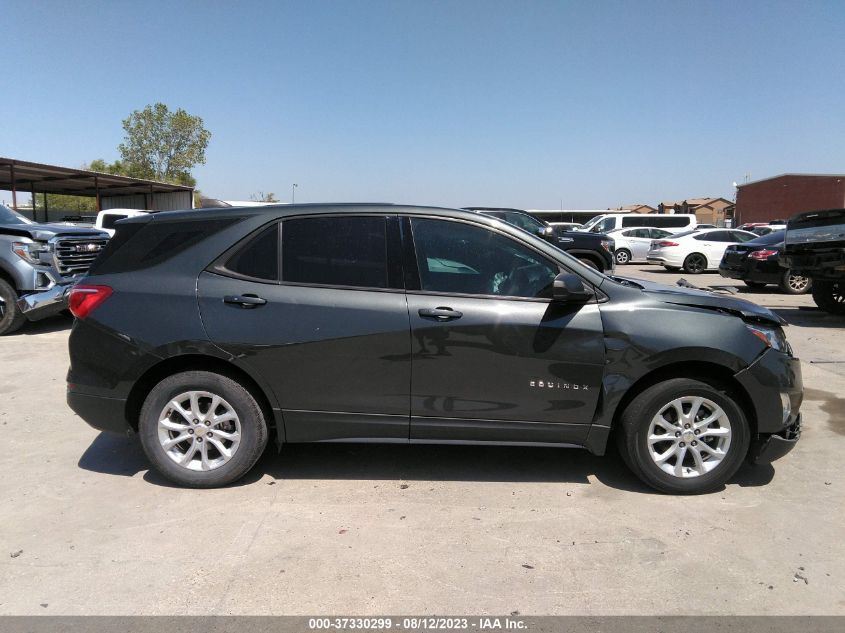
(0, 222, 108, 241)
(609, 276, 786, 326)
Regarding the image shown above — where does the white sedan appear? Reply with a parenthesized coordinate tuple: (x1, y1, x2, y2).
(646, 228, 758, 274)
(607, 227, 675, 264)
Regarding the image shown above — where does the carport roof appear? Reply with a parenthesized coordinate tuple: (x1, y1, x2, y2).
(0, 156, 193, 197)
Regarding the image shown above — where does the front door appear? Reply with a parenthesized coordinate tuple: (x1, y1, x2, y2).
(403, 217, 606, 445)
(198, 215, 411, 442)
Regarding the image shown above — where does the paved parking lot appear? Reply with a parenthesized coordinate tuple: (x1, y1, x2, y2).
(1, 265, 843, 615)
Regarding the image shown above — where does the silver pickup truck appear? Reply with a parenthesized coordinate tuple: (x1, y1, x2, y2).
(0, 204, 109, 335)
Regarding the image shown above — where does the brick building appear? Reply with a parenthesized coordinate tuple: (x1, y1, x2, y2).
(735, 174, 845, 225)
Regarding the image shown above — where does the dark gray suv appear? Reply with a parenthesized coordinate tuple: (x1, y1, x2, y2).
(66, 204, 802, 493)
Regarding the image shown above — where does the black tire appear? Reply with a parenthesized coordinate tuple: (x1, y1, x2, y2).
(578, 257, 600, 270)
(682, 253, 708, 275)
(811, 281, 845, 314)
(138, 371, 269, 488)
(778, 270, 812, 295)
(743, 280, 767, 289)
(616, 378, 750, 494)
(0, 278, 26, 336)
(615, 249, 632, 265)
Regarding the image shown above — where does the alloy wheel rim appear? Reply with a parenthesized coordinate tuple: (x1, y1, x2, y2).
(687, 255, 705, 272)
(647, 396, 732, 478)
(788, 274, 810, 292)
(616, 251, 630, 264)
(157, 391, 241, 471)
(832, 283, 844, 303)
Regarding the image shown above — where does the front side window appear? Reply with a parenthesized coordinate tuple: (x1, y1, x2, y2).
(410, 218, 557, 298)
(504, 211, 544, 234)
(282, 216, 388, 288)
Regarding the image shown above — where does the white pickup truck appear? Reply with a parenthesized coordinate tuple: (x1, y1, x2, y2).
(94, 208, 150, 236)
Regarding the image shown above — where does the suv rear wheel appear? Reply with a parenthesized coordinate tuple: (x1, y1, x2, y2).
(0, 278, 26, 336)
(138, 371, 268, 487)
(616, 378, 750, 494)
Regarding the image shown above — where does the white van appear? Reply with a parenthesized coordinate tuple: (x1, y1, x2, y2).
(579, 213, 697, 234)
(94, 208, 150, 236)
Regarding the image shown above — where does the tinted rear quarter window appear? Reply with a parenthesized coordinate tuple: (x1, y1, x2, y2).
(282, 216, 388, 288)
(223, 224, 279, 281)
(89, 217, 240, 275)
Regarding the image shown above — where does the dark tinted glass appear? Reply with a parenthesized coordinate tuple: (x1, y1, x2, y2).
(101, 214, 129, 229)
(504, 211, 545, 233)
(747, 230, 785, 246)
(90, 218, 240, 275)
(224, 224, 279, 281)
(731, 231, 757, 242)
(411, 218, 557, 298)
(282, 216, 388, 288)
(622, 216, 650, 227)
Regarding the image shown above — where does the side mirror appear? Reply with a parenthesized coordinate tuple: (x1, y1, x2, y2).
(552, 273, 593, 303)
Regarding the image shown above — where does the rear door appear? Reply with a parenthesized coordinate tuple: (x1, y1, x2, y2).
(403, 216, 605, 445)
(625, 228, 653, 260)
(197, 215, 412, 442)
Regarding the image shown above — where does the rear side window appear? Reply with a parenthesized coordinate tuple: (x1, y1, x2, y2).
(654, 216, 692, 228)
(222, 224, 279, 281)
(101, 214, 129, 229)
(89, 217, 240, 275)
(282, 216, 388, 288)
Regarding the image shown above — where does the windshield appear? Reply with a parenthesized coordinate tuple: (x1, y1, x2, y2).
(0, 204, 33, 225)
(580, 215, 604, 231)
(748, 230, 785, 245)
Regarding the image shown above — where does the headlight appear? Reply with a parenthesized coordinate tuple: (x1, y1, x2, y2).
(746, 324, 790, 354)
(12, 241, 51, 264)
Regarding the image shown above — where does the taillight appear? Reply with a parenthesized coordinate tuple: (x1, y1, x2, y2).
(69, 285, 113, 319)
(656, 241, 679, 247)
(749, 249, 779, 261)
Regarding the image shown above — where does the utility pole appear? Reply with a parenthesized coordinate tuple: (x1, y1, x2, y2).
(291, 183, 298, 205)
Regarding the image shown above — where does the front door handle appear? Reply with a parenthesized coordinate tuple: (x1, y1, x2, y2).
(224, 294, 267, 308)
(418, 307, 463, 321)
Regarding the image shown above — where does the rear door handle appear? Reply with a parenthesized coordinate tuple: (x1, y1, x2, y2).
(224, 294, 267, 308)
(418, 307, 463, 321)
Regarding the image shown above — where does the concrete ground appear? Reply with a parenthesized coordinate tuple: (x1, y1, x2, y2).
(1, 266, 843, 615)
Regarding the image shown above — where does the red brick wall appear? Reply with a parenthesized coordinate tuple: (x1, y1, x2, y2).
(735, 175, 845, 224)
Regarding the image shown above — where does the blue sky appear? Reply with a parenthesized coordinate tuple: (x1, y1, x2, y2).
(3, 0, 844, 208)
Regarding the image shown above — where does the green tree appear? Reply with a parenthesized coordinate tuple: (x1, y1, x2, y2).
(118, 103, 211, 185)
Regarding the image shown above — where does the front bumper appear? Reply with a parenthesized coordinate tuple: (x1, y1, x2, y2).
(748, 415, 801, 464)
(16, 282, 74, 321)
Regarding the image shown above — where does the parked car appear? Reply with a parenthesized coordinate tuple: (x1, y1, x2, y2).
(579, 213, 697, 234)
(781, 208, 845, 314)
(0, 204, 109, 335)
(67, 203, 801, 494)
(465, 208, 615, 272)
(718, 230, 811, 294)
(94, 208, 150, 236)
(647, 228, 758, 274)
(607, 227, 674, 264)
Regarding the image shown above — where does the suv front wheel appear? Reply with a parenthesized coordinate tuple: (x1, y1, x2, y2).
(616, 378, 750, 494)
(139, 371, 269, 488)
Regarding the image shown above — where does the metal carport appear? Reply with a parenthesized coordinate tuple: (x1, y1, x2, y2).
(0, 156, 194, 221)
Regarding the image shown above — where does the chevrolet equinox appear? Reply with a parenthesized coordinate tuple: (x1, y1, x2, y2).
(67, 204, 802, 493)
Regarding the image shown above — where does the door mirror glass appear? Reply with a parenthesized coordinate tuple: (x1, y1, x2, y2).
(552, 273, 593, 303)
